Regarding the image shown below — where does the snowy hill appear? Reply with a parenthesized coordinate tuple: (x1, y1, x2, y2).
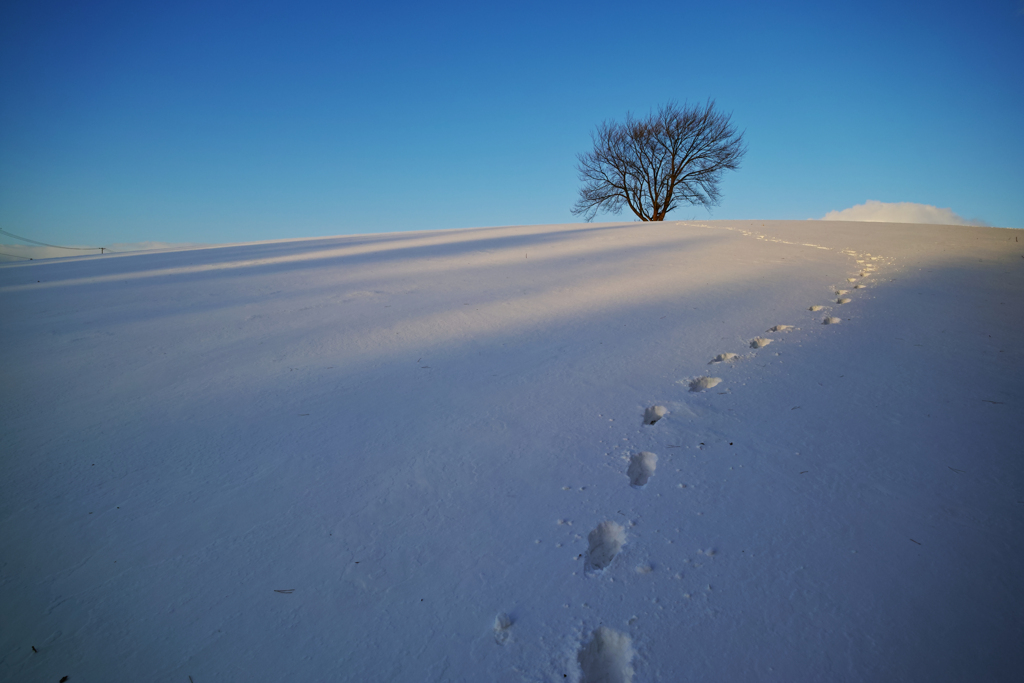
(2, 220, 1022, 682)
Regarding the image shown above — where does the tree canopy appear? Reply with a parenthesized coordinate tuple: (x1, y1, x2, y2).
(572, 101, 746, 222)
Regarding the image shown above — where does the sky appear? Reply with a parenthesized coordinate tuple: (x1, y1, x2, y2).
(1, 0, 1022, 247)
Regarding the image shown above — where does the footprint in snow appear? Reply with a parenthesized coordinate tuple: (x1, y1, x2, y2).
(493, 613, 512, 645)
(854, 284, 866, 289)
(578, 627, 634, 683)
(750, 337, 773, 349)
(823, 316, 841, 324)
(835, 290, 848, 295)
(847, 278, 858, 283)
(809, 305, 826, 311)
(709, 352, 740, 363)
(627, 452, 657, 487)
(686, 376, 723, 392)
(643, 405, 667, 425)
(767, 325, 794, 332)
(836, 298, 851, 304)
(586, 521, 626, 572)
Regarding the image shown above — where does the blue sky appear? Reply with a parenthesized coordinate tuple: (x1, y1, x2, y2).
(1, 0, 1022, 246)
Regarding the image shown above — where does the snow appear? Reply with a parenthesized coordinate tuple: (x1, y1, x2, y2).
(493, 612, 513, 645)
(586, 522, 628, 573)
(627, 453, 657, 488)
(578, 626, 635, 683)
(0, 241, 211, 262)
(1, 219, 1022, 681)
(686, 376, 724, 393)
(642, 406, 668, 426)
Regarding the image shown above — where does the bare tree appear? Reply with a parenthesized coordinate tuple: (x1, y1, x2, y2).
(572, 101, 746, 222)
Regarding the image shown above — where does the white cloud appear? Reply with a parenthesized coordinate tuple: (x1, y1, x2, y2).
(820, 200, 987, 226)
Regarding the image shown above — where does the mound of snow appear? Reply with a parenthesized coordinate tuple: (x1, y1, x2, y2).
(821, 200, 986, 226)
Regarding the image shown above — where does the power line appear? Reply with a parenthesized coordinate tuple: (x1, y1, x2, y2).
(0, 250, 34, 260)
(0, 227, 105, 251)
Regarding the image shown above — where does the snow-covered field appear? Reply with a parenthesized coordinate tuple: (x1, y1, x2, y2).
(1, 220, 1022, 682)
